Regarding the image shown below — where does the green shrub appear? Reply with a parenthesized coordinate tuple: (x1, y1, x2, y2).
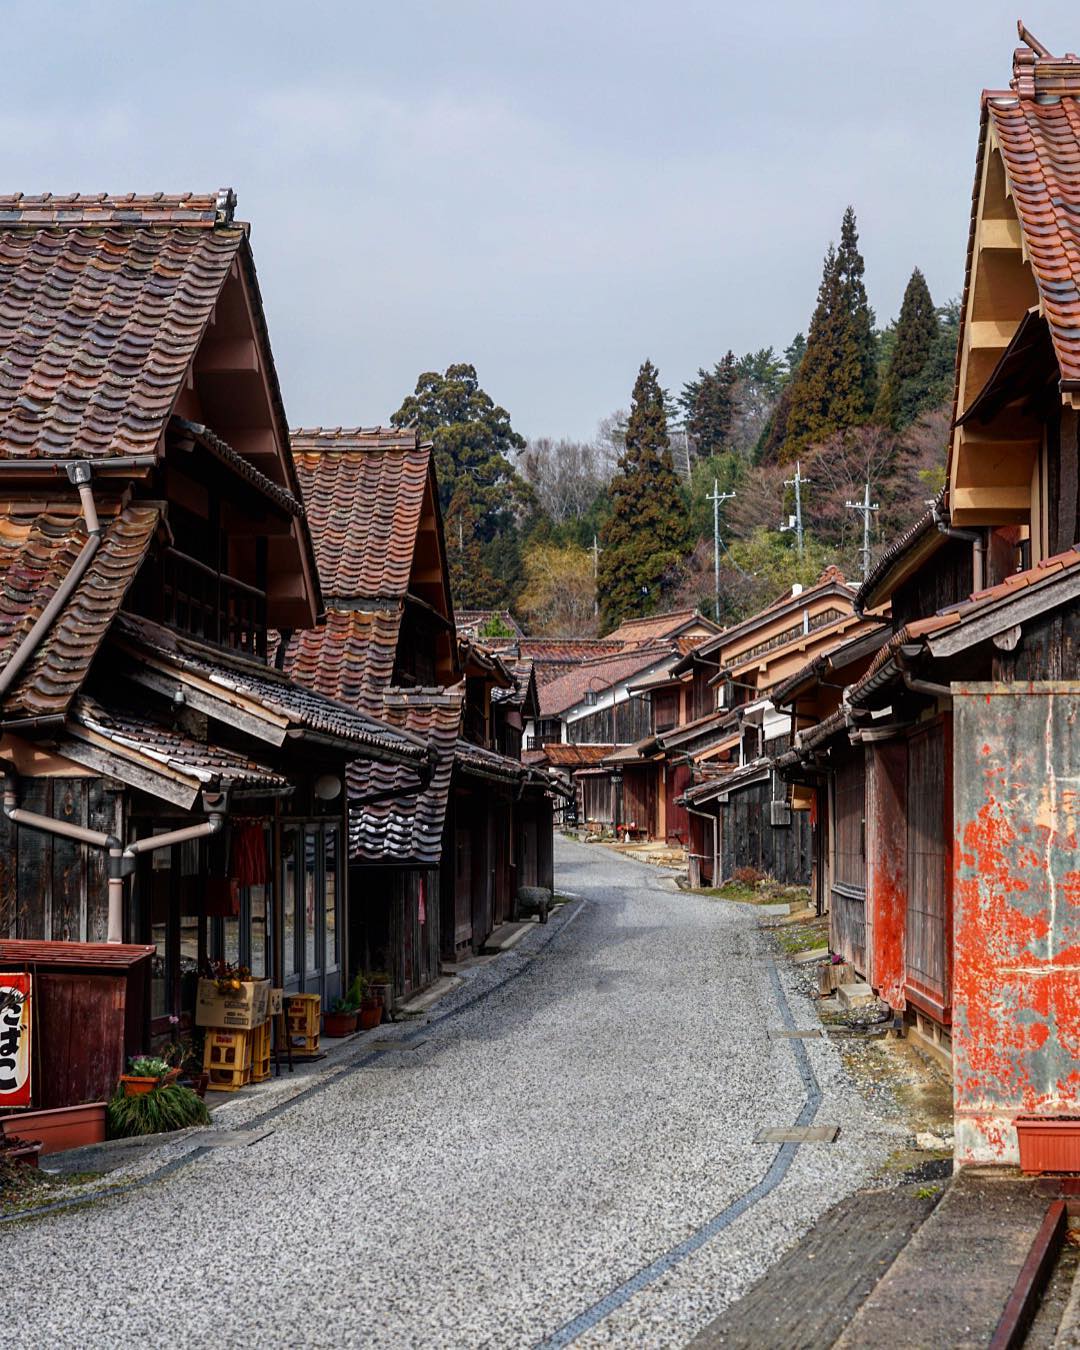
(107, 1083, 210, 1139)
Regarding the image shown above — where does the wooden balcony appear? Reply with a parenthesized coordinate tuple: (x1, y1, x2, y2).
(161, 548, 267, 660)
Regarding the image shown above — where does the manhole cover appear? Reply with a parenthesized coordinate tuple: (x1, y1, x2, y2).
(769, 1028, 825, 1039)
(755, 1125, 840, 1144)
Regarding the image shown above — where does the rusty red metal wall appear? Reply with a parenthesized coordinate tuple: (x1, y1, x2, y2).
(953, 683, 1080, 1164)
(865, 741, 907, 1008)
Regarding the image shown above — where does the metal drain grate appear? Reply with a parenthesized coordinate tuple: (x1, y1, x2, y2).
(755, 1125, 840, 1144)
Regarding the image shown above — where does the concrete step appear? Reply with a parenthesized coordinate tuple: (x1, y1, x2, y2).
(480, 921, 534, 954)
(837, 981, 876, 1008)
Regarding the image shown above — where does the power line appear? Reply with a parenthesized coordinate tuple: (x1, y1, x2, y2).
(845, 481, 880, 580)
(781, 461, 810, 556)
(706, 478, 736, 621)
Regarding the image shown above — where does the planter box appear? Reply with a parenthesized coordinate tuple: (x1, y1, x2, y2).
(1, 1102, 106, 1156)
(323, 1012, 358, 1038)
(120, 1069, 180, 1097)
(1016, 1116, 1080, 1174)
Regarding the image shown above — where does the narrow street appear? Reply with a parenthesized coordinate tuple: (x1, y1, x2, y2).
(10, 838, 895, 1348)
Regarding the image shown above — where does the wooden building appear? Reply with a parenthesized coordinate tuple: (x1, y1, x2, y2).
(279, 429, 559, 992)
(0, 192, 426, 1039)
(779, 30, 1080, 1165)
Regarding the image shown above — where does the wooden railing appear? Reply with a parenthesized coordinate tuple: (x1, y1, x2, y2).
(161, 548, 267, 660)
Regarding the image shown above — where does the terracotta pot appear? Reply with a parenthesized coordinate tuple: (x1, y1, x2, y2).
(120, 1068, 180, 1097)
(1016, 1115, 1080, 1173)
(324, 1011, 359, 1038)
(359, 1003, 382, 1030)
(369, 981, 393, 1017)
(0, 1103, 106, 1156)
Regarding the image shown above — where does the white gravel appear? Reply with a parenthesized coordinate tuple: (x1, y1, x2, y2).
(7, 836, 900, 1347)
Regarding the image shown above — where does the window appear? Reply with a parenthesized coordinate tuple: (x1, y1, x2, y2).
(304, 827, 318, 975)
(325, 828, 339, 972)
(282, 828, 299, 980)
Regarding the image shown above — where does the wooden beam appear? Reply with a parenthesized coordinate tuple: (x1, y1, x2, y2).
(57, 735, 199, 810)
(194, 338, 259, 373)
(123, 664, 289, 747)
(951, 484, 1031, 523)
(969, 318, 1020, 349)
(979, 217, 1023, 251)
(929, 568, 1080, 659)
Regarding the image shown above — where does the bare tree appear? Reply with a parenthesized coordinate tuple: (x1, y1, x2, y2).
(517, 437, 612, 524)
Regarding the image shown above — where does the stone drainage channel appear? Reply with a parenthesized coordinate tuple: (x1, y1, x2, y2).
(3, 887, 834, 1347)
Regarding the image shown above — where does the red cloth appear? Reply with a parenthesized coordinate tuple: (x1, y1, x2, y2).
(232, 824, 268, 888)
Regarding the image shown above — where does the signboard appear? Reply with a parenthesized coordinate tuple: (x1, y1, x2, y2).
(0, 973, 32, 1107)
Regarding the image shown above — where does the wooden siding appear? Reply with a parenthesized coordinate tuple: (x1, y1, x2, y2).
(621, 765, 657, 836)
(0, 778, 121, 942)
(905, 718, 950, 1011)
(892, 538, 974, 631)
(831, 749, 867, 973)
(582, 776, 613, 823)
(569, 698, 651, 745)
(719, 778, 811, 884)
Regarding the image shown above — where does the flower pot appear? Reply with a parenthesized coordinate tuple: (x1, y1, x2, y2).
(179, 1071, 210, 1100)
(1016, 1115, 1080, 1173)
(359, 1001, 382, 1030)
(369, 981, 393, 1018)
(0, 1103, 107, 1156)
(120, 1068, 180, 1097)
(324, 1011, 359, 1038)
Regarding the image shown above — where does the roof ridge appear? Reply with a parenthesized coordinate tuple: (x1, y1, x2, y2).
(0, 190, 236, 228)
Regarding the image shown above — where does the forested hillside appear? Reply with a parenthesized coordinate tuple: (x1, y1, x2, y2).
(391, 207, 957, 634)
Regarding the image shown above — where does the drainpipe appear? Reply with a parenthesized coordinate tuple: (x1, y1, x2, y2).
(901, 669, 952, 701)
(3, 770, 224, 942)
(932, 501, 986, 592)
(0, 462, 104, 702)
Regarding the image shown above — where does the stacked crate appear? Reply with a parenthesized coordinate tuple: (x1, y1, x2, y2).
(204, 1028, 253, 1091)
(286, 993, 320, 1055)
(250, 1019, 272, 1082)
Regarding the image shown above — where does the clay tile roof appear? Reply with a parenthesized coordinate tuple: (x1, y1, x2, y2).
(604, 608, 710, 648)
(69, 693, 289, 795)
(539, 645, 676, 716)
(174, 419, 304, 518)
(276, 608, 402, 719)
(455, 609, 524, 639)
(290, 427, 430, 600)
(454, 739, 526, 783)
(113, 612, 427, 764)
(0, 499, 161, 722)
(0, 193, 244, 461)
(349, 690, 462, 865)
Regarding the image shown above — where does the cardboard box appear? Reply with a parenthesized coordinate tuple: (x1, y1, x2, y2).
(268, 988, 283, 1017)
(195, 978, 270, 1030)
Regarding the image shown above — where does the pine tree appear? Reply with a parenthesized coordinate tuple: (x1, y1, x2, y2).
(598, 360, 690, 628)
(874, 268, 939, 429)
(780, 208, 878, 462)
(679, 351, 738, 458)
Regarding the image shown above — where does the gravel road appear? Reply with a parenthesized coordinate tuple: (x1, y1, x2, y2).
(9, 836, 899, 1348)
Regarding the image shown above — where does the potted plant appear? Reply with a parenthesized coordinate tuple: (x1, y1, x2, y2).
(0, 1103, 107, 1154)
(166, 1034, 210, 1099)
(106, 1082, 210, 1139)
(119, 1055, 181, 1097)
(324, 997, 359, 1038)
(347, 973, 382, 1030)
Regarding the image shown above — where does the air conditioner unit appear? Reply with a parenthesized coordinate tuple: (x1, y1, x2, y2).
(770, 800, 791, 828)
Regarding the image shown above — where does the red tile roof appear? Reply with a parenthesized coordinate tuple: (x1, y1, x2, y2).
(985, 46, 1080, 386)
(604, 608, 714, 648)
(0, 193, 244, 461)
(0, 499, 161, 722)
(277, 609, 401, 718)
(540, 743, 615, 767)
(291, 428, 431, 601)
(539, 645, 676, 716)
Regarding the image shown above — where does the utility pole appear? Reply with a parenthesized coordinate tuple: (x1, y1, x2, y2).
(591, 534, 601, 618)
(782, 461, 809, 556)
(845, 480, 880, 580)
(706, 478, 736, 621)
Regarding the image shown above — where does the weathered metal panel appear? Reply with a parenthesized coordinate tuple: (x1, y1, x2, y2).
(954, 682, 1080, 1163)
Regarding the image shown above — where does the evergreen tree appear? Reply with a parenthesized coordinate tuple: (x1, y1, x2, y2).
(392, 363, 527, 608)
(755, 333, 805, 462)
(874, 267, 938, 430)
(679, 351, 738, 458)
(896, 297, 959, 426)
(598, 360, 691, 628)
(780, 208, 877, 462)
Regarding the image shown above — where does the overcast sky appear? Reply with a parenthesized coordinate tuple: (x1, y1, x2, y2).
(5, 2, 1075, 440)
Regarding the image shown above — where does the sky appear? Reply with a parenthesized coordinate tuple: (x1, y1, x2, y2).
(5, 1, 1077, 441)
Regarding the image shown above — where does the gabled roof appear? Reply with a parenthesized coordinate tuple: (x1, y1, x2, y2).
(0, 499, 161, 724)
(854, 503, 943, 612)
(0, 193, 241, 462)
(770, 623, 892, 710)
(291, 427, 438, 603)
(539, 644, 677, 717)
(604, 608, 718, 648)
(455, 609, 524, 639)
(540, 743, 615, 768)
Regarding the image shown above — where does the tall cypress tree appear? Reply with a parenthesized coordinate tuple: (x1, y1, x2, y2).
(874, 267, 938, 429)
(598, 360, 690, 628)
(679, 350, 738, 458)
(780, 207, 877, 462)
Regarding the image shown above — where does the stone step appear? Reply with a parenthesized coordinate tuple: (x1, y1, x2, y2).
(837, 981, 876, 1008)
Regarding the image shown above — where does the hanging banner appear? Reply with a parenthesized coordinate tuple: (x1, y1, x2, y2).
(0, 973, 31, 1108)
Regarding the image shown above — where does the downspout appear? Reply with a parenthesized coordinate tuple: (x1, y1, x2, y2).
(4, 770, 224, 943)
(932, 500, 986, 593)
(901, 669, 952, 701)
(0, 462, 103, 702)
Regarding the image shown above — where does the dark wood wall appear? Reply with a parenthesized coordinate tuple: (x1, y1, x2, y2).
(831, 747, 867, 972)
(892, 538, 974, 630)
(0, 778, 121, 942)
(719, 778, 811, 885)
(569, 698, 651, 745)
